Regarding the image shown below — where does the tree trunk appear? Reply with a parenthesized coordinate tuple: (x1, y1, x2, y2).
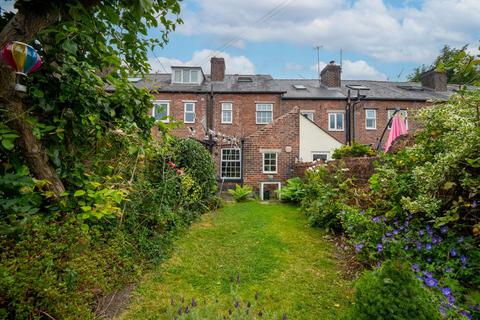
(0, 1, 100, 198)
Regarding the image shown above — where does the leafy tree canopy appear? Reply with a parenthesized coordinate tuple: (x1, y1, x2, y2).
(408, 44, 480, 86)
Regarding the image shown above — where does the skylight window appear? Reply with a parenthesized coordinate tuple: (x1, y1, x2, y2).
(127, 77, 142, 83)
(397, 85, 424, 91)
(293, 84, 307, 90)
(237, 76, 253, 82)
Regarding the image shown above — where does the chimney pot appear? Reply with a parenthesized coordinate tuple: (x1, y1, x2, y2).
(421, 69, 447, 92)
(210, 57, 225, 82)
(321, 62, 341, 87)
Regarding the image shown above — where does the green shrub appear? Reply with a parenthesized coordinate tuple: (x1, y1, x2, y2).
(301, 166, 348, 232)
(346, 260, 440, 320)
(332, 142, 376, 159)
(228, 184, 253, 202)
(173, 138, 218, 206)
(277, 177, 305, 203)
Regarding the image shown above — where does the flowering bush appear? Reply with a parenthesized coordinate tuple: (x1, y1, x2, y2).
(301, 90, 480, 318)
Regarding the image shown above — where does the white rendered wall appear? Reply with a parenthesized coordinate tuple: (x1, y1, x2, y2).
(299, 115, 343, 162)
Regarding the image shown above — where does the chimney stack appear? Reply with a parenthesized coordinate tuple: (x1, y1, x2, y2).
(321, 61, 341, 88)
(421, 69, 447, 91)
(210, 57, 225, 82)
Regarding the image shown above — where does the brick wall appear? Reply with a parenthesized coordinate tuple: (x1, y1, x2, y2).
(152, 92, 209, 141)
(353, 100, 430, 147)
(243, 107, 300, 193)
(282, 99, 346, 142)
(282, 99, 431, 147)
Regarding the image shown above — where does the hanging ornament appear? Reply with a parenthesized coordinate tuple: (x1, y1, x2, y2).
(0, 41, 43, 92)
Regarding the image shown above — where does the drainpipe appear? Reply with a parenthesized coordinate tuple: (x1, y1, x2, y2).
(207, 83, 214, 153)
(240, 138, 245, 187)
(346, 90, 351, 145)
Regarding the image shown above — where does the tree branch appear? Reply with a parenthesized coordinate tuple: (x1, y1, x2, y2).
(0, 0, 100, 198)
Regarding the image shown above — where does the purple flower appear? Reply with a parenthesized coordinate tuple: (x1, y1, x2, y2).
(377, 243, 383, 252)
(372, 216, 381, 223)
(426, 243, 432, 250)
(473, 200, 478, 209)
(419, 230, 425, 237)
(460, 310, 472, 319)
(450, 249, 457, 257)
(393, 229, 399, 235)
(404, 244, 410, 250)
(432, 236, 442, 244)
(461, 255, 467, 265)
(399, 226, 405, 231)
(424, 277, 438, 287)
(445, 267, 453, 273)
(448, 295, 455, 304)
(416, 241, 423, 250)
(440, 226, 448, 234)
(354, 243, 364, 253)
(412, 264, 420, 272)
(439, 306, 446, 315)
(386, 232, 392, 237)
(423, 271, 433, 278)
(426, 225, 431, 231)
(442, 287, 452, 296)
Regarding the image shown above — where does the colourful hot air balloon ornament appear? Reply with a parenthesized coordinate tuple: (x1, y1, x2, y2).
(0, 41, 43, 92)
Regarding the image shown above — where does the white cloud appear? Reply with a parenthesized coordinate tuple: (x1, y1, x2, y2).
(310, 60, 387, 80)
(148, 49, 255, 74)
(179, 0, 480, 64)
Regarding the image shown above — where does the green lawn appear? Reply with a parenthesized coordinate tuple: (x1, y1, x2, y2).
(117, 202, 353, 319)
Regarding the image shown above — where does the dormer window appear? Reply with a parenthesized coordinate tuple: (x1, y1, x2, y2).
(172, 67, 203, 84)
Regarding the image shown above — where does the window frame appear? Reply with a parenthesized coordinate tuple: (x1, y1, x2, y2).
(221, 102, 233, 124)
(172, 68, 201, 84)
(312, 152, 329, 162)
(184, 102, 196, 123)
(220, 148, 242, 180)
(262, 152, 278, 174)
(328, 112, 344, 131)
(301, 111, 315, 121)
(387, 109, 409, 130)
(365, 109, 377, 130)
(256, 103, 273, 124)
(151, 100, 170, 123)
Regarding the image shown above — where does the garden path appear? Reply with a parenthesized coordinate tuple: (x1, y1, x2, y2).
(117, 202, 352, 319)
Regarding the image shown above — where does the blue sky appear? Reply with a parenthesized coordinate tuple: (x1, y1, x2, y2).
(147, 0, 480, 81)
(2, 0, 479, 81)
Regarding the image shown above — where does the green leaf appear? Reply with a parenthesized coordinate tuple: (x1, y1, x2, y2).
(62, 39, 78, 54)
(1, 139, 14, 150)
(74, 190, 86, 197)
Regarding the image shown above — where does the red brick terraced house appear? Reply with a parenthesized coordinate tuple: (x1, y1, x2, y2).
(132, 58, 459, 199)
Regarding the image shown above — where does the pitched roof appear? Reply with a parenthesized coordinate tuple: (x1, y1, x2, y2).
(129, 73, 470, 101)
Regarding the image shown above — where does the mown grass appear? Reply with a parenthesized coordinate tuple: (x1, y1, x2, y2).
(117, 202, 353, 319)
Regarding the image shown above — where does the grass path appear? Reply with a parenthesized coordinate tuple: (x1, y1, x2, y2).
(117, 202, 353, 319)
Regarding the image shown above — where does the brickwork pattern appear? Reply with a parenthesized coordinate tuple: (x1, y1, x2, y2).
(243, 107, 300, 192)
